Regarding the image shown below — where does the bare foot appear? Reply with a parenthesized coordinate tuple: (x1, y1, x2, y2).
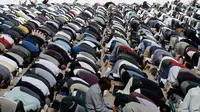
(144, 65, 150, 70)
(109, 80, 116, 93)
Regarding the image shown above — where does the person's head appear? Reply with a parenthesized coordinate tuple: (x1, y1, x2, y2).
(72, 46, 80, 54)
(130, 76, 141, 92)
(161, 104, 171, 112)
(150, 67, 158, 76)
(15, 101, 25, 112)
(143, 1, 147, 5)
(132, 76, 141, 85)
(98, 77, 111, 91)
(155, 23, 161, 32)
(43, 0, 48, 4)
(121, 71, 130, 86)
(114, 93, 129, 107)
(0, 75, 8, 88)
(185, 62, 194, 69)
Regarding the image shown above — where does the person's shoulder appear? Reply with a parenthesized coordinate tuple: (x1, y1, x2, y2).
(88, 84, 100, 92)
(90, 83, 98, 89)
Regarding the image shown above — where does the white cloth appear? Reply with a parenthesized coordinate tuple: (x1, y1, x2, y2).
(6, 52, 24, 65)
(56, 31, 72, 40)
(16, 10, 31, 21)
(21, 76, 50, 95)
(158, 56, 177, 71)
(33, 68, 57, 87)
(106, 37, 131, 49)
(39, 53, 60, 66)
(187, 51, 195, 58)
(134, 89, 141, 94)
(35, 59, 61, 76)
(179, 86, 200, 112)
(0, 55, 18, 70)
(79, 41, 96, 48)
(117, 77, 133, 95)
(111, 60, 140, 78)
(167, 66, 182, 84)
(70, 83, 89, 92)
(5, 87, 41, 112)
(78, 61, 96, 74)
(77, 54, 95, 64)
(194, 57, 200, 70)
(71, 77, 89, 85)
(198, 57, 200, 70)
(0, 34, 14, 44)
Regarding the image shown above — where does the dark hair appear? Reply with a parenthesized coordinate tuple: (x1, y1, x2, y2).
(99, 77, 111, 84)
(130, 77, 141, 92)
(132, 76, 141, 86)
(155, 23, 161, 32)
(99, 77, 111, 90)
(56, 73, 64, 81)
(139, 55, 144, 70)
(15, 101, 25, 112)
(121, 71, 130, 86)
(162, 105, 171, 112)
(114, 93, 129, 107)
(43, 0, 48, 4)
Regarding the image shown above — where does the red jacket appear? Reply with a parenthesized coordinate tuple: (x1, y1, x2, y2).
(171, 60, 187, 69)
(0, 37, 12, 48)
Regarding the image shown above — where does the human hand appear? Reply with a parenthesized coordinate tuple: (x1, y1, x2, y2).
(134, 46, 140, 51)
(112, 106, 119, 112)
(47, 108, 54, 112)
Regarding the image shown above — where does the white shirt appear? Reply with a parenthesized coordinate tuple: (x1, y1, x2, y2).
(73, 68, 88, 76)
(21, 76, 50, 95)
(35, 59, 61, 76)
(143, 39, 160, 47)
(187, 51, 196, 58)
(111, 60, 140, 78)
(39, 53, 60, 66)
(78, 61, 96, 74)
(33, 68, 57, 87)
(76, 54, 95, 64)
(194, 57, 200, 70)
(55, 31, 71, 40)
(6, 52, 24, 65)
(168, 66, 182, 84)
(134, 89, 141, 94)
(179, 86, 200, 112)
(0, 34, 14, 44)
(79, 41, 96, 48)
(158, 56, 177, 71)
(71, 77, 89, 85)
(70, 83, 89, 93)
(106, 37, 131, 49)
(0, 55, 18, 70)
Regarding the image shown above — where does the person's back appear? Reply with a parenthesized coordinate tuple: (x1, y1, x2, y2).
(123, 102, 152, 112)
(179, 86, 200, 112)
(85, 84, 102, 111)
